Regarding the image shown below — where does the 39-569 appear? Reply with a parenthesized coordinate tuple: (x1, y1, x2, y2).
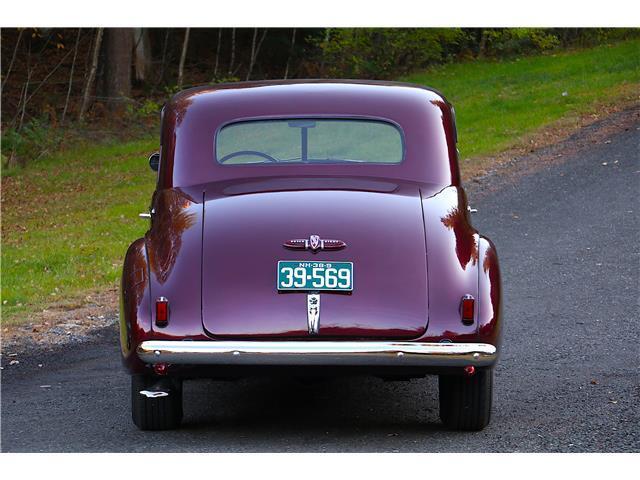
(278, 262, 353, 291)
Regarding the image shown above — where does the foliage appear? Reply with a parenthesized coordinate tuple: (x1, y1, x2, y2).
(479, 28, 561, 56)
(550, 27, 640, 46)
(1, 118, 64, 169)
(314, 28, 466, 79)
(211, 76, 241, 84)
(313, 28, 640, 79)
(125, 98, 162, 119)
(136, 99, 162, 117)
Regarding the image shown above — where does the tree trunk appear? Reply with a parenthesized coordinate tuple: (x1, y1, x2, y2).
(284, 28, 296, 79)
(133, 28, 151, 82)
(10, 39, 32, 167)
(213, 28, 222, 81)
(1, 28, 24, 93)
(246, 29, 258, 81)
(102, 28, 133, 114)
(228, 28, 236, 76)
(319, 28, 331, 75)
(79, 28, 103, 121)
(62, 28, 82, 125)
(478, 29, 488, 58)
(177, 28, 190, 89)
(154, 28, 170, 90)
(17, 56, 32, 131)
(246, 28, 267, 81)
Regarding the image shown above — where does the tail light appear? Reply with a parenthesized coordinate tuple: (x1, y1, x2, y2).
(156, 297, 169, 327)
(154, 363, 169, 375)
(460, 294, 474, 325)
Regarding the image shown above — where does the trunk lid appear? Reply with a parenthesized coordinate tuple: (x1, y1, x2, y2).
(202, 179, 429, 339)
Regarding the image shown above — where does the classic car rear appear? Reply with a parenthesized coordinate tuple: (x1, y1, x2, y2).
(120, 80, 502, 432)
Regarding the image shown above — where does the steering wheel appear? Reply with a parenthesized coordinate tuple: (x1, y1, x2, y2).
(219, 150, 279, 164)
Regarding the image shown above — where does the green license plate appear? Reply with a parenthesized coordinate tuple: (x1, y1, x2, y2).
(277, 261, 353, 292)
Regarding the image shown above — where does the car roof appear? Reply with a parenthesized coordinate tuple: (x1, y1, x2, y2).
(167, 79, 451, 109)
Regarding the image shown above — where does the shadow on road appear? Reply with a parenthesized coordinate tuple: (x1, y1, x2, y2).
(181, 375, 445, 436)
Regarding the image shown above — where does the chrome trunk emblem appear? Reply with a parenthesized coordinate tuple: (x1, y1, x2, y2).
(284, 234, 346, 252)
(307, 293, 320, 335)
(309, 234, 321, 250)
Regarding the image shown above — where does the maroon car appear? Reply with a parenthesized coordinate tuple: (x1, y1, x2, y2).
(120, 80, 502, 431)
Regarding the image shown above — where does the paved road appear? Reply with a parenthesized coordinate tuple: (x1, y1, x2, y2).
(2, 119, 638, 452)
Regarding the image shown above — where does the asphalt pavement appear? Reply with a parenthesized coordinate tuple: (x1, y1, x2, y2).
(1, 114, 638, 452)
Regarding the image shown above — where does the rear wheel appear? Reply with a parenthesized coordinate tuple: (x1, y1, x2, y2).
(439, 369, 493, 431)
(131, 375, 183, 430)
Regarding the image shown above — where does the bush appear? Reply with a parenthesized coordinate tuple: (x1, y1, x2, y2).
(125, 98, 162, 119)
(310, 28, 640, 80)
(549, 27, 640, 47)
(479, 28, 560, 56)
(314, 28, 466, 79)
(1, 118, 63, 169)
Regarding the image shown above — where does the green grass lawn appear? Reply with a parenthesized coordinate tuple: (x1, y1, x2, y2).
(2, 139, 158, 323)
(403, 39, 639, 159)
(2, 40, 639, 324)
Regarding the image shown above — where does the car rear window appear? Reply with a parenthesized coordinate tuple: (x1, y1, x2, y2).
(216, 118, 404, 165)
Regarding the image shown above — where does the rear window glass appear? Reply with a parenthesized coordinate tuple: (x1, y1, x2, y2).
(216, 118, 404, 165)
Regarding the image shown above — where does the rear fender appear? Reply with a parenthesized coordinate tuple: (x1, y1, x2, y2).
(120, 238, 152, 373)
(145, 187, 206, 340)
(477, 235, 502, 347)
(121, 187, 207, 373)
(419, 186, 480, 341)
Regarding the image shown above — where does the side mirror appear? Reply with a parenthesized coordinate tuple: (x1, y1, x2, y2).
(149, 152, 160, 172)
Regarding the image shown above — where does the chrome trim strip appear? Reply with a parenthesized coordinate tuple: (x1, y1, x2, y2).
(137, 341, 497, 367)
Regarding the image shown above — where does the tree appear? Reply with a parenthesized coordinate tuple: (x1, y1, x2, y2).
(212, 28, 222, 81)
(62, 28, 82, 124)
(228, 28, 236, 76)
(79, 28, 104, 121)
(133, 28, 152, 82)
(284, 28, 296, 79)
(177, 28, 190, 89)
(101, 28, 133, 114)
(1, 28, 24, 93)
(246, 28, 267, 81)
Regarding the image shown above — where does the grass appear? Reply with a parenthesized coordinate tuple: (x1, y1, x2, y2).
(2, 39, 639, 324)
(403, 39, 640, 160)
(2, 139, 158, 323)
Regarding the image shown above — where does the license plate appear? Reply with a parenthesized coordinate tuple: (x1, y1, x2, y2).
(277, 261, 353, 292)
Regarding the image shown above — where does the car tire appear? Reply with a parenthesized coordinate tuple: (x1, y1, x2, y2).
(438, 369, 492, 431)
(131, 375, 183, 430)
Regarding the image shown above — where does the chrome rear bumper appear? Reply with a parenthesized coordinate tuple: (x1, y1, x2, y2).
(137, 341, 497, 368)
